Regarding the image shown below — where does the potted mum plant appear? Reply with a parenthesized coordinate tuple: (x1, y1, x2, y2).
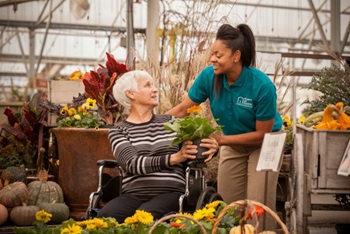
(164, 105, 222, 161)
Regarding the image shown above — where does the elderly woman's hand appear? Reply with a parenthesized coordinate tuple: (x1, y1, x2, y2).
(199, 137, 219, 162)
(170, 141, 197, 165)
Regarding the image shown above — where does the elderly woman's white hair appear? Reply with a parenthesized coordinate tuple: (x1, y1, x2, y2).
(112, 70, 154, 114)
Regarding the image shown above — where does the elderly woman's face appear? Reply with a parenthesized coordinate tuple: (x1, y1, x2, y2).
(133, 76, 158, 107)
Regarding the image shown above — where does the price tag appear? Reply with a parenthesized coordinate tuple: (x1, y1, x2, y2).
(337, 140, 350, 177)
(257, 132, 287, 172)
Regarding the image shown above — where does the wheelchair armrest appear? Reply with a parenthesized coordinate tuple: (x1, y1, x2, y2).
(187, 160, 207, 169)
(97, 159, 119, 168)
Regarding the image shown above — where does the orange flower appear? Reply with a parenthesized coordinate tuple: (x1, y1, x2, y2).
(187, 105, 202, 115)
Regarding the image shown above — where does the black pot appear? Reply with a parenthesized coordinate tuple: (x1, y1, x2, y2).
(335, 223, 350, 234)
(192, 139, 209, 162)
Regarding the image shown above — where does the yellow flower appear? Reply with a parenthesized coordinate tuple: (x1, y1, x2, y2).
(124, 216, 138, 225)
(85, 98, 96, 109)
(68, 70, 84, 80)
(205, 200, 222, 209)
(92, 218, 108, 229)
(282, 114, 292, 127)
(74, 114, 81, 120)
(60, 106, 69, 115)
(60, 224, 83, 234)
(77, 106, 85, 112)
(35, 210, 52, 223)
(297, 115, 306, 124)
(187, 105, 202, 115)
(134, 210, 154, 225)
(68, 108, 77, 116)
(193, 209, 206, 221)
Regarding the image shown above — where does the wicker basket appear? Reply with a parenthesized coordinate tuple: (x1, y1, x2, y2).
(212, 200, 289, 234)
(148, 213, 207, 234)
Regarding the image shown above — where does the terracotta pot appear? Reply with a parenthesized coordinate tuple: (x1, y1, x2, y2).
(52, 127, 114, 220)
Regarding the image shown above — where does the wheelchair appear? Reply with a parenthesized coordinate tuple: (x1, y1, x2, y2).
(85, 159, 222, 219)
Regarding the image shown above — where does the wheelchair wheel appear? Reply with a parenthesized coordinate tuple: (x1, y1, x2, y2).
(195, 187, 223, 210)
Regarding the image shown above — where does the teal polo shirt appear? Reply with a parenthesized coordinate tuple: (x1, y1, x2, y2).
(188, 65, 283, 136)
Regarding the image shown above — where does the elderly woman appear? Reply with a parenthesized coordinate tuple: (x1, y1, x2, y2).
(97, 70, 219, 223)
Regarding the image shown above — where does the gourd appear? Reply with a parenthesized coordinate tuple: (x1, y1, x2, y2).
(335, 102, 350, 130)
(314, 105, 340, 130)
(27, 169, 64, 205)
(9, 203, 40, 226)
(0, 204, 8, 226)
(229, 224, 255, 234)
(38, 203, 69, 224)
(0, 166, 28, 186)
(0, 182, 29, 208)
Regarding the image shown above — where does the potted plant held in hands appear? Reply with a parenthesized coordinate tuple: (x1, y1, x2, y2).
(164, 105, 222, 162)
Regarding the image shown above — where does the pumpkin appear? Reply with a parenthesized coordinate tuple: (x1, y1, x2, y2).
(0, 182, 29, 208)
(0, 204, 8, 226)
(230, 224, 255, 234)
(38, 203, 69, 224)
(10, 203, 40, 226)
(27, 170, 64, 205)
(0, 166, 28, 186)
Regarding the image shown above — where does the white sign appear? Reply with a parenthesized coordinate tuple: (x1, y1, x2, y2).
(257, 132, 287, 172)
(337, 140, 350, 177)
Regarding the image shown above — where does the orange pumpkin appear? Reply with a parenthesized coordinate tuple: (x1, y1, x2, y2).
(0, 182, 29, 208)
(230, 224, 255, 234)
(0, 204, 8, 226)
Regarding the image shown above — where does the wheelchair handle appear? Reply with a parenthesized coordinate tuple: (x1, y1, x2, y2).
(97, 159, 119, 168)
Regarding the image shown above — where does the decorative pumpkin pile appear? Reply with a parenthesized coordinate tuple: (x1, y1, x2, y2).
(304, 102, 350, 130)
(0, 168, 69, 226)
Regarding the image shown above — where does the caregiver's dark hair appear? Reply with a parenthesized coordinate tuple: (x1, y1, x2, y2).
(213, 23, 256, 98)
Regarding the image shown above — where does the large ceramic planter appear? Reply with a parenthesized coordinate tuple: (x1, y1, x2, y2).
(52, 127, 114, 220)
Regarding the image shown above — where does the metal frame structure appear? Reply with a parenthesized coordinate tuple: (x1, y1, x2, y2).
(0, 0, 349, 92)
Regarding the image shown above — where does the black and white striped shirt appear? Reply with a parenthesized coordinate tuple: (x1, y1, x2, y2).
(108, 114, 185, 201)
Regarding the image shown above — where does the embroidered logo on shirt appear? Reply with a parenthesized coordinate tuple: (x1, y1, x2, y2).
(236, 97, 253, 108)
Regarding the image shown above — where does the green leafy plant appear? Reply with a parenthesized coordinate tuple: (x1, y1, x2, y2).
(164, 105, 222, 146)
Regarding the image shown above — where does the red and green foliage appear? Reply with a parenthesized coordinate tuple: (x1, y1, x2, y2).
(82, 52, 129, 125)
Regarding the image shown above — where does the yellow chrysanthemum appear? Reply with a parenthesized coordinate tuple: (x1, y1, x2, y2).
(92, 218, 108, 229)
(193, 209, 206, 221)
(134, 210, 154, 225)
(124, 216, 138, 225)
(35, 210, 52, 223)
(282, 114, 292, 127)
(202, 207, 215, 220)
(205, 200, 221, 209)
(85, 98, 96, 109)
(60, 224, 83, 234)
(187, 105, 202, 115)
(68, 108, 77, 116)
(74, 114, 81, 120)
(60, 106, 69, 115)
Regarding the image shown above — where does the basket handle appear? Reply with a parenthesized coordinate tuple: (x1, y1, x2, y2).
(148, 213, 207, 234)
(212, 199, 289, 234)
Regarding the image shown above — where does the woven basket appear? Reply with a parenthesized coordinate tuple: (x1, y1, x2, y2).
(212, 200, 289, 234)
(148, 213, 207, 234)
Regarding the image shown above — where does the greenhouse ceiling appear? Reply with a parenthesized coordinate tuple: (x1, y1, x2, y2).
(0, 0, 349, 96)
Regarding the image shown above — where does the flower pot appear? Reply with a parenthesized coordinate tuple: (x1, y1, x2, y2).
(52, 127, 114, 220)
(192, 139, 209, 162)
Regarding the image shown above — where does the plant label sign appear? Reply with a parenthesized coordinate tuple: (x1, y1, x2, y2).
(337, 140, 350, 177)
(257, 132, 287, 172)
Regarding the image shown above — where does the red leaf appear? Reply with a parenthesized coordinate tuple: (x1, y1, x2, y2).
(4, 107, 18, 126)
(105, 52, 128, 77)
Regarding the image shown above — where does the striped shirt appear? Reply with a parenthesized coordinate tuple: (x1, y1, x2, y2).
(108, 114, 185, 201)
